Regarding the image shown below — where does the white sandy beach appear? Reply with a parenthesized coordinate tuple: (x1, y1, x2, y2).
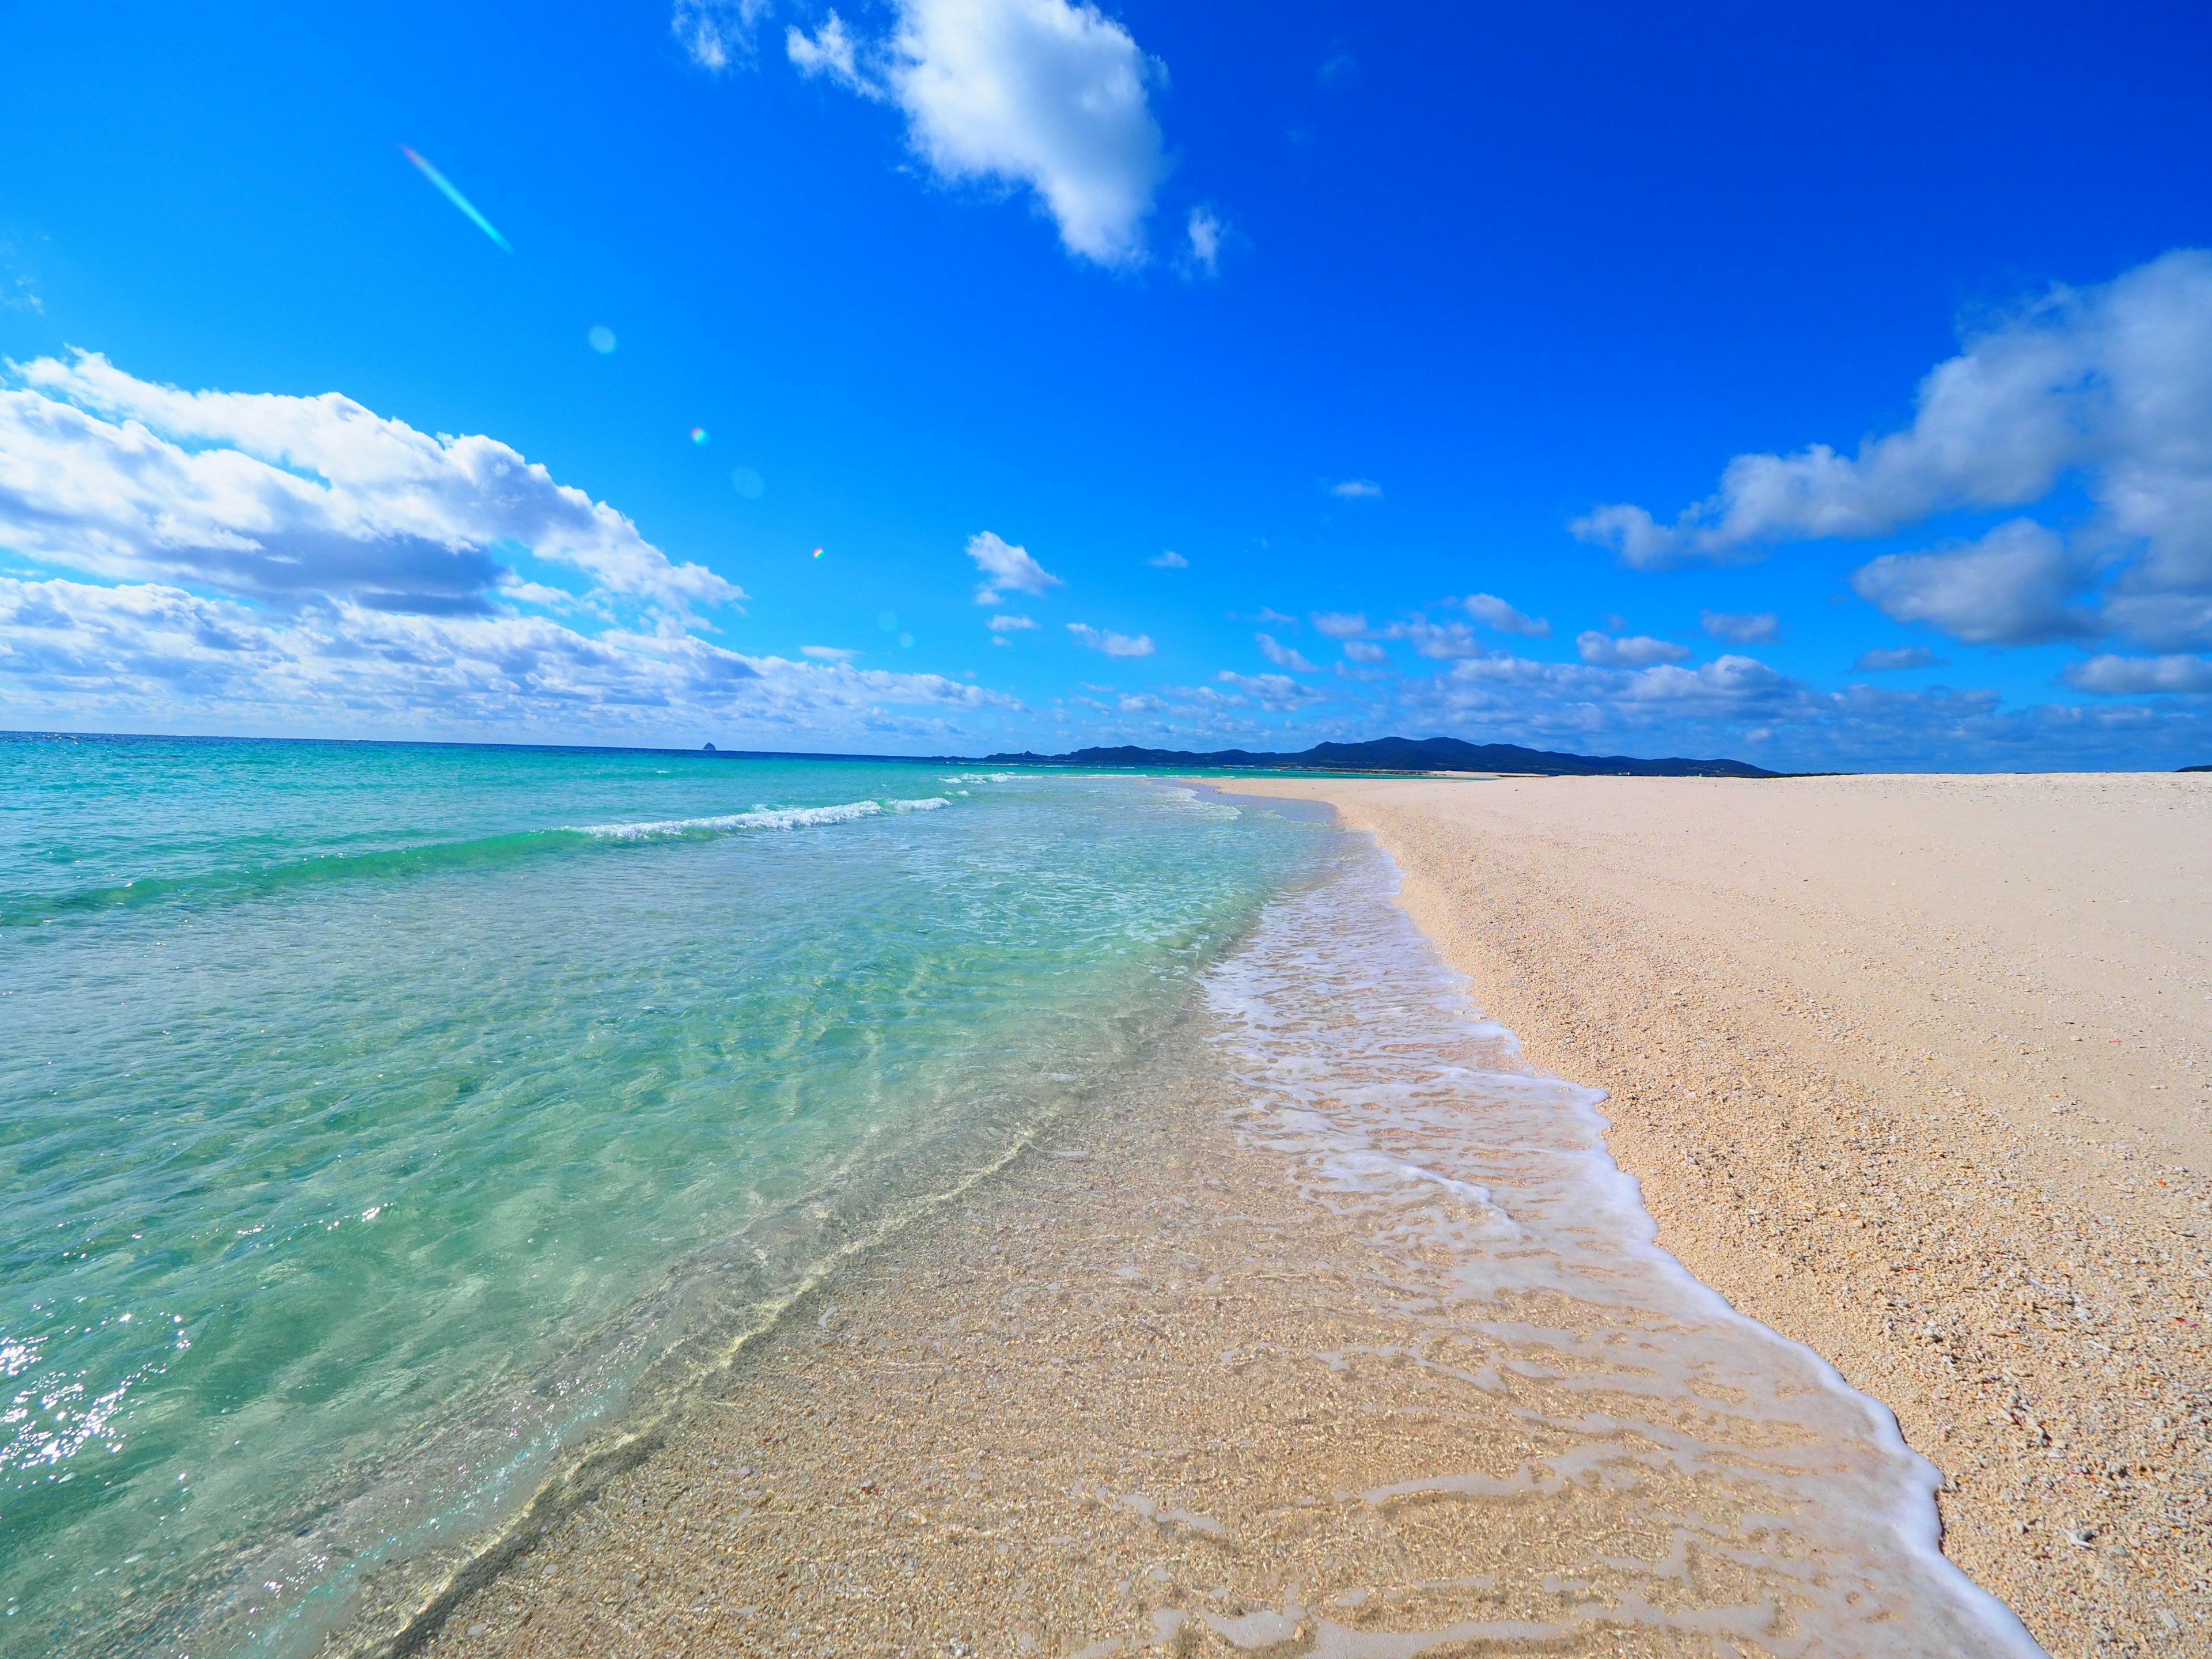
(1226, 771, 2212, 1653)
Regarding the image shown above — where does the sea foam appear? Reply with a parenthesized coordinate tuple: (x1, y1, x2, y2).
(1203, 834, 2046, 1657)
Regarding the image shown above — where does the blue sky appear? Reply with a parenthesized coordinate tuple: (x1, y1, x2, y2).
(2, 0, 2210, 768)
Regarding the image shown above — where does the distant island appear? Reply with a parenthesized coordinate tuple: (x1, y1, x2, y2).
(969, 734, 1779, 779)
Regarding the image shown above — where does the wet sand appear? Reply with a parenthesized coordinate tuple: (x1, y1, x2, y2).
(369, 804, 2062, 1659)
(1220, 772, 2212, 1655)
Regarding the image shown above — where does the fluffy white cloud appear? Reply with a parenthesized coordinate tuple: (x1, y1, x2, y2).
(1148, 549, 1188, 568)
(1341, 638, 1388, 664)
(0, 575, 1024, 738)
(1216, 670, 1326, 710)
(0, 358, 1044, 743)
(1463, 593, 1550, 637)
(986, 612, 1038, 631)
(1330, 479, 1382, 500)
(2, 353, 738, 619)
(1066, 621, 1154, 656)
(790, 0, 1168, 266)
(801, 644, 861, 660)
(1570, 249, 2212, 649)
(1700, 609, 1779, 643)
(1853, 645, 1946, 671)
(2061, 654, 2212, 695)
(675, 0, 773, 69)
(1255, 632, 1319, 672)
(1381, 619, 1482, 658)
(1310, 611, 1366, 638)
(1849, 520, 2092, 645)
(785, 10, 863, 84)
(966, 530, 1062, 603)
(1184, 208, 1224, 278)
(1575, 630, 1691, 666)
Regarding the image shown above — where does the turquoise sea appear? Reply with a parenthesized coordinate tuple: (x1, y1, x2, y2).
(0, 734, 1327, 1658)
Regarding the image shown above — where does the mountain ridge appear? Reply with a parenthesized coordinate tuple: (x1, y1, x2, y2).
(971, 734, 1780, 778)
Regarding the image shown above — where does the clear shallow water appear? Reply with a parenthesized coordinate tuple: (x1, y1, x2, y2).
(0, 736, 1327, 1658)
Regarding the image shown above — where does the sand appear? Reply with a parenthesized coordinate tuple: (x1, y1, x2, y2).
(1218, 771, 2212, 1654)
(357, 772, 2211, 1659)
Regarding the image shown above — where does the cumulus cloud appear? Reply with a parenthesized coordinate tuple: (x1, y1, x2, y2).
(1849, 520, 2094, 645)
(1569, 249, 2212, 651)
(1576, 631, 1691, 666)
(1381, 620, 1483, 659)
(1854, 646, 1946, 671)
(2062, 654, 2212, 695)
(0, 575, 1024, 737)
(1341, 638, 1388, 664)
(785, 9, 864, 84)
(1216, 670, 1325, 710)
(1255, 632, 1319, 672)
(987, 612, 1038, 631)
(966, 530, 1062, 603)
(0, 357, 1047, 740)
(1330, 479, 1382, 500)
(1, 352, 740, 620)
(1149, 549, 1188, 568)
(1183, 207, 1225, 277)
(789, 0, 1168, 266)
(1700, 609, 1779, 643)
(675, 0, 774, 69)
(1310, 611, 1366, 638)
(1066, 621, 1154, 656)
(1464, 593, 1550, 637)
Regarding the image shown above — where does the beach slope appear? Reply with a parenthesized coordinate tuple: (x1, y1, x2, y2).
(1225, 771, 2212, 1652)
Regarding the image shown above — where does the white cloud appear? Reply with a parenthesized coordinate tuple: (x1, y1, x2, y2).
(1381, 619, 1483, 658)
(2, 351, 740, 620)
(785, 10, 864, 85)
(2062, 654, 2212, 695)
(1184, 207, 1224, 277)
(801, 644, 861, 660)
(987, 612, 1039, 631)
(1216, 670, 1325, 710)
(1576, 631, 1691, 666)
(0, 575, 1025, 738)
(1342, 638, 1388, 664)
(1463, 592, 1550, 637)
(1853, 646, 1946, 671)
(1569, 249, 2212, 650)
(1066, 621, 1154, 656)
(792, 0, 1169, 266)
(966, 530, 1062, 603)
(1849, 519, 2093, 645)
(1149, 549, 1188, 568)
(1330, 479, 1382, 500)
(1700, 609, 1779, 643)
(1255, 632, 1319, 672)
(1309, 611, 1366, 638)
(0, 358, 1055, 742)
(675, 0, 774, 70)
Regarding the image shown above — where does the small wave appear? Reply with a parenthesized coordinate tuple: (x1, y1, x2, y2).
(576, 797, 949, 841)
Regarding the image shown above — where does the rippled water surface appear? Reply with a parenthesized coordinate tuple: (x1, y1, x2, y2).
(0, 735, 1326, 1657)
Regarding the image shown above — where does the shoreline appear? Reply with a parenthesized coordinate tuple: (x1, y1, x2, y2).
(1222, 771, 2212, 1654)
(392, 802, 2058, 1659)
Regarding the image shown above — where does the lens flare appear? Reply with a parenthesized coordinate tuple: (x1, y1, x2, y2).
(730, 467, 764, 499)
(399, 146, 512, 253)
(690, 427, 710, 445)
(811, 547, 825, 559)
(588, 326, 617, 354)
